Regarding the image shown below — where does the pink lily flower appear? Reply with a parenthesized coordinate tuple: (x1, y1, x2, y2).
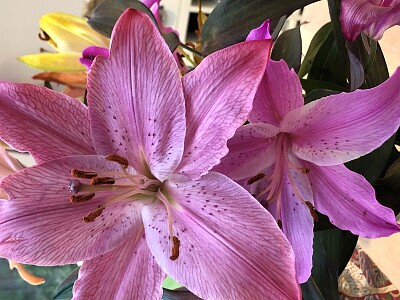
(0, 9, 300, 299)
(340, 0, 400, 41)
(214, 58, 400, 283)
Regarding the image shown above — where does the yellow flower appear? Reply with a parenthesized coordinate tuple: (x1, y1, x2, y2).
(19, 13, 109, 72)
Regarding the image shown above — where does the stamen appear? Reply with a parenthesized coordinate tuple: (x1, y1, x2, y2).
(157, 190, 180, 260)
(83, 205, 105, 223)
(247, 173, 265, 185)
(69, 179, 82, 194)
(90, 176, 115, 185)
(106, 154, 129, 169)
(71, 169, 98, 179)
(70, 193, 95, 203)
(9, 261, 45, 285)
(170, 236, 181, 261)
(305, 202, 318, 222)
(301, 167, 310, 174)
(38, 31, 50, 41)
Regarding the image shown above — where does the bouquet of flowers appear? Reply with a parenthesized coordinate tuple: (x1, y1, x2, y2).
(0, 0, 399, 299)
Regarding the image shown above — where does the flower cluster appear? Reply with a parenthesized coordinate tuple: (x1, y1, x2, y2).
(0, 0, 399, 299)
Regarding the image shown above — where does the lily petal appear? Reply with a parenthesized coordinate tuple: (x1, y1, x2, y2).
(213, 123, 279, 180)
(73, 233, 164, 300)
(79, 46, 109, 70)
(246, 20, 272, 41)
(280, 170, 314, 283)
(281, 68, 400, 166)
(304, 162, 400, 238)
(19, 52, 86, 72)
(0, 148, 23, 177)
(142, 172, 300, 300)
(340, 0, 400, 40)
(88, 9, 185, 182)
(0, 82, 95, 163)
(39, 13, 109, 52)
(250, 60, 304, 126)
(0, 156, 144, 264)
(177, 39, 273, 179)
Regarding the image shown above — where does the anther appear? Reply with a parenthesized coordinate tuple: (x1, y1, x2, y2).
(305, 202, 318, 222)
(170, 236, 181, 261)
(70, 193, 95, 203)
(247, 173, 265, 185)
(301, 167, 310, 174)
(106, 154, 129, 169)
(83, 205, 105, 223)
(71, 169, 98, 179)
(90, 177, 115, 185)
(69, 179, 82, 194)
(38, 31, 50, 41)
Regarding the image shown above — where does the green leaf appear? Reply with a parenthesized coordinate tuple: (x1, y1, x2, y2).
(271, 26, 302, 72)
(298, 22, 332, 78)
(302, 229, 358, 300)
(200, 0, 320, 55)
(53, 267, 79, 300)
(303, 89, 340, 104)
(307, 29, 348, 89)
(162, 288, 202, 300)
(301, 78, 346, 94)
(162, 276, 182, 291)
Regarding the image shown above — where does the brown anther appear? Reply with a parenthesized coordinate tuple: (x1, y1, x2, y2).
(83, 205, 105, 223)
(90, 177, 115, 185)
(38, 31, 50, 41)
(247, 173, 266, 185)
(71, 169, 98, 179)
(170, 236, 181, 261)
(70, 193, 95, 203)
(301, 167, 310, 174)
(277, 219, 282, 229)
(106, 154, 129, 169)
(305, 201, 318, 222)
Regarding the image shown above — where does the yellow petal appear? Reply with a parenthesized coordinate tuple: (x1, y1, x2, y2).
(19, 52, 86, 72)
(40, 12, 109, 52)
(9, 261, 45, 285)
(32, 71, 87, 88)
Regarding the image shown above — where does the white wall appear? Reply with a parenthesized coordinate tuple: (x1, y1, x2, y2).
(0, 0, 85, 83)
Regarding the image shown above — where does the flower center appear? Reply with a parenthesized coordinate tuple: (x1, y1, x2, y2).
(68, 154, 181, 260)
(249, 133, 317, 224)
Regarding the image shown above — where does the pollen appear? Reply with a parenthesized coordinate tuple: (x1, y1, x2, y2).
(71, 169, 98, 179)
(106, 154, 129, 169)
(247, 173, 265, 185)
(170, 235, 181, 261)
(301, 167, 310, 174)
(83, 205, 105, 223)
(90, 176, 115, 185)
(70, 193, 95, 203)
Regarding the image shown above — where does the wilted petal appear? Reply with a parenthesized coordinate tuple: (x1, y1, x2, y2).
(88, 9, 185, 182)
(32, 72, 87, 89)
(246, 20, 272, 41)
(281, 68, 400, 166)
(177, 40, 273, 179)
(73, 234, 164, 300)
(142, 173, 300, 300)
(250, 60, 304, 126)
(340, 0, 400, 41)
(213, 123, 279, 180)
(280, 170, 314, 283)
(39, 13, 109, 52)
(19, 52, 86, 72)
(79, 46, 109, 70)
(304, 162, 400, 238)
(0, 82, 95, 163)
(0, 156, 144, 265)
